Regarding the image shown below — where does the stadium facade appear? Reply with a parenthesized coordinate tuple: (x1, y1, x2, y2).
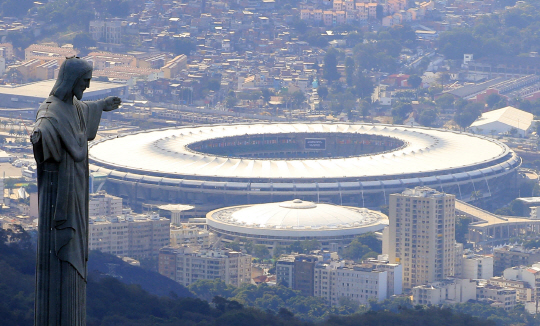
(89, 123, 521, 210)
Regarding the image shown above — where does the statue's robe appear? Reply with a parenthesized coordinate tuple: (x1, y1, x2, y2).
(33, 95, 103, 326)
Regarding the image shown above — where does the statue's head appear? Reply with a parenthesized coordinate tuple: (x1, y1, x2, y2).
(50, 57, 93, 102)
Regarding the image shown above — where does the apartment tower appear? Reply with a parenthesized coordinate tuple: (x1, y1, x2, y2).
(387, 187, 455, 289)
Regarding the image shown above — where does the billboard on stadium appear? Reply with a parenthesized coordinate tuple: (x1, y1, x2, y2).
(305, 138, 326, 150)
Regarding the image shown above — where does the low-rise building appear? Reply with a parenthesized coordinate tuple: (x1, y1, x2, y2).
(494, 246, 540, 276)
(489, 276, 533, 302)
(89, 212, 170, 258)
(476, 282, 517, 311)
(170, 224, 215, 247)
(504, 264, 540, 303)
(315, 260, 397, 306)
(412, 278, 477, 305)
(89, 191, 123, 217)
(158, 246, 252, 287)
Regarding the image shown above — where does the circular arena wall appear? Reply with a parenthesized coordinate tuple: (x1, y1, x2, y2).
(206, 199, 389, 250)
(88, 123, 521, 209)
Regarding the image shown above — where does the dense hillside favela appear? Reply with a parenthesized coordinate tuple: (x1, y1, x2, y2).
(7, 0, 540, 324)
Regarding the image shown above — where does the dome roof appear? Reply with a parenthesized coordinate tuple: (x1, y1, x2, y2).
(227, 199, 382, 229)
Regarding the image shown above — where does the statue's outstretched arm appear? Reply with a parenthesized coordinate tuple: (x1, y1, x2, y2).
(84, 96, 121, 112)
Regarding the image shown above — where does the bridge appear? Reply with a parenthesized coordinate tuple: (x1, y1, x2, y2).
(455, 200, 540, 249)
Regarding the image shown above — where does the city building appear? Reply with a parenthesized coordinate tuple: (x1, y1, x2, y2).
(158, 246, 252, 287)
(24, 44, 77, 65)
(294, 255, 318, 296)
(365, 256, 404, 298)
(470, 106, 533, 137)
(476, 282, 517, 311)
(89, 19, 123, 44)
(277, 253, 402, 306)
(488, 276, 533, 303)
(493, 246, 540, 276)
(276, 255, 295, 288)
(0, 79, 127, 112)
(170, 224, 215, 247)
(462, 252, 493, 280)
(386, 187, 456, 289)
(89, 191, 123, 217)
(503, 264, 540, 304)
(161, 54, 188, 79)
(315, 261, 389, 306)
(412, 278, 476, 305)
(89, 212, 170, 258)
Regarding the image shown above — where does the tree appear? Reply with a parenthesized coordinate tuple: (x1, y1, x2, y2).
(172, 38, 196, 56)
(486, 93, 504, 109)
(353, 72, 375, 99)
(345, 57, 355, 86)
(207, 79, 221, 92)
(290, 90, 306, 109)
(1, 0, 34, 17)
(189, 279, 235, 301)
(273, 245, 286, 259)
(435, 93, 455, 111)
(226, 95, 238, 109)
(437, 72, 451, 89)
(376, 4, 384, 20)
(391, 102, 413, 124)
(323, 50, 340, 82)
(341, 233, 381, 261)
(225, 240, 241, 251)
(407, 74, 422, 90)
(455, 215, 472, 244)
(261, 88, 273, 103)
(454, 102, 482, 130)
(360, 100, 371, 120)
(73, 33, 96, 50)
(252, 244, 270, 259)
(317, 86, 329, 99)
(418, 109, 437, 127)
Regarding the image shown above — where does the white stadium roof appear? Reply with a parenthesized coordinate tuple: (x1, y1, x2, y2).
(206, 199, 388, 237)
(89, 123, 512, 180)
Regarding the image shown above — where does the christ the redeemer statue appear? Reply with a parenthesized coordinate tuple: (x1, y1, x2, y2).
(32, 56, 121, 325)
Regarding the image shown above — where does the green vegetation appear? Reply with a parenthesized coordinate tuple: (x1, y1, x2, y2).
(455, 215, 472, 244)
(438, 4, 540, 61)
(189, 280, 363, 321)
(341, 233, 381, 261)
(0, 227, 537, 325)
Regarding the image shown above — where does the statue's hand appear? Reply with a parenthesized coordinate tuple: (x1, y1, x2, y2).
(103, 96, 122, 111)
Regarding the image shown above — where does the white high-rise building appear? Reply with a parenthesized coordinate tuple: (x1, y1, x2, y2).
(387, 187, 456, 289)
(462, 252, 494, 280)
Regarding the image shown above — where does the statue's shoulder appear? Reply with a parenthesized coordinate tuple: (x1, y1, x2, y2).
(37, 96, 71, 119)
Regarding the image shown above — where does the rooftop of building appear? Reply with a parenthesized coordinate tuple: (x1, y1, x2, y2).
(208, 199, 387, 232)
(0, 79, 126, 99)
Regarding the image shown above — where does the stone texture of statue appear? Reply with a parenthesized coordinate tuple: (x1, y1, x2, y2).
(32, 57, 121, 326)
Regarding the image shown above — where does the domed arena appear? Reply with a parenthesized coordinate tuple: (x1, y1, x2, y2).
(88, 123, 521, 210)
(206, 199, 388, 250)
